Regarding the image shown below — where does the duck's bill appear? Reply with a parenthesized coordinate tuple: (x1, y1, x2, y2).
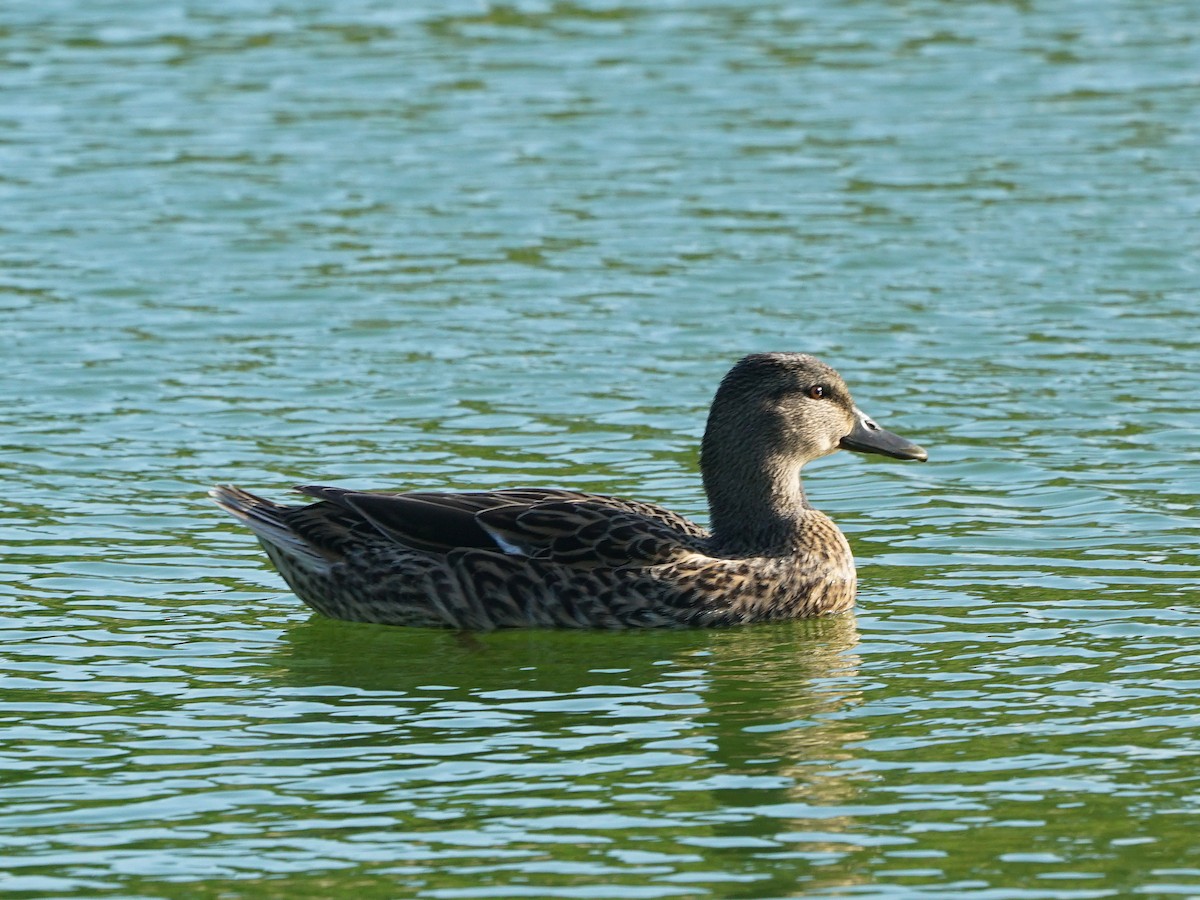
(839, 408, 928, 462)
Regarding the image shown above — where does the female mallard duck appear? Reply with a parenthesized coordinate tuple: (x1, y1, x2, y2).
(212, 353, 926, 629)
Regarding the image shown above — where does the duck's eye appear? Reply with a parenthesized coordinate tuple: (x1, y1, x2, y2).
(808, 385, 827, 400)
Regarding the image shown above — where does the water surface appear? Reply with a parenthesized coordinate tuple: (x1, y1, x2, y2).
(2, 1, 1199, 897)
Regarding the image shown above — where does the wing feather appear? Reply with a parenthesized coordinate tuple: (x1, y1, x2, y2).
(291, 484, 707, 566)
(477, 500, 703, 567)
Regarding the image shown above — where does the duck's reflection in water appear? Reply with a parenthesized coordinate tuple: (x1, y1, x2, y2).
(267, 613, 870, 894)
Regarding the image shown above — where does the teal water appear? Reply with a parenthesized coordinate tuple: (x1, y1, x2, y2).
(3, 1, 1200, 897)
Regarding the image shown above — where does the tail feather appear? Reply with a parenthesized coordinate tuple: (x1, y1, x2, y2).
(210, 484, 331, 572)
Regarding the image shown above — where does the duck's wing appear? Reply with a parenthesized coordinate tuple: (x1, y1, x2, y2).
(294, 485, 707, 565)
(474, 499, 705, 567)
(292, 485, 574, 553)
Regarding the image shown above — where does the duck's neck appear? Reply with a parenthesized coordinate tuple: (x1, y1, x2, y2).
(702, 444, 813, 555)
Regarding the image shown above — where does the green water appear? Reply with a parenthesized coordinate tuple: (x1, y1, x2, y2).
(3, 1, 1199, 897)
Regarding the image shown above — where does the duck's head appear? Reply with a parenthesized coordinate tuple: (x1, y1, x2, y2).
(705, 353, 928, 467)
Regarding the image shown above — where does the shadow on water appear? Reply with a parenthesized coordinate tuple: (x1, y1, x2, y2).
(268, 611, 862, 706)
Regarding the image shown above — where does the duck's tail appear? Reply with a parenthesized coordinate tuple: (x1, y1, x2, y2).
(210, 484, 330, 572)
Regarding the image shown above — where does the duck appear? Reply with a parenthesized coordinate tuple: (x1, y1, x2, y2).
(211, 353, 927, 630)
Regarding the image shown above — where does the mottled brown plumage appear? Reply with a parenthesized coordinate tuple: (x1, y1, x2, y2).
(211, 353, 927, 630)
